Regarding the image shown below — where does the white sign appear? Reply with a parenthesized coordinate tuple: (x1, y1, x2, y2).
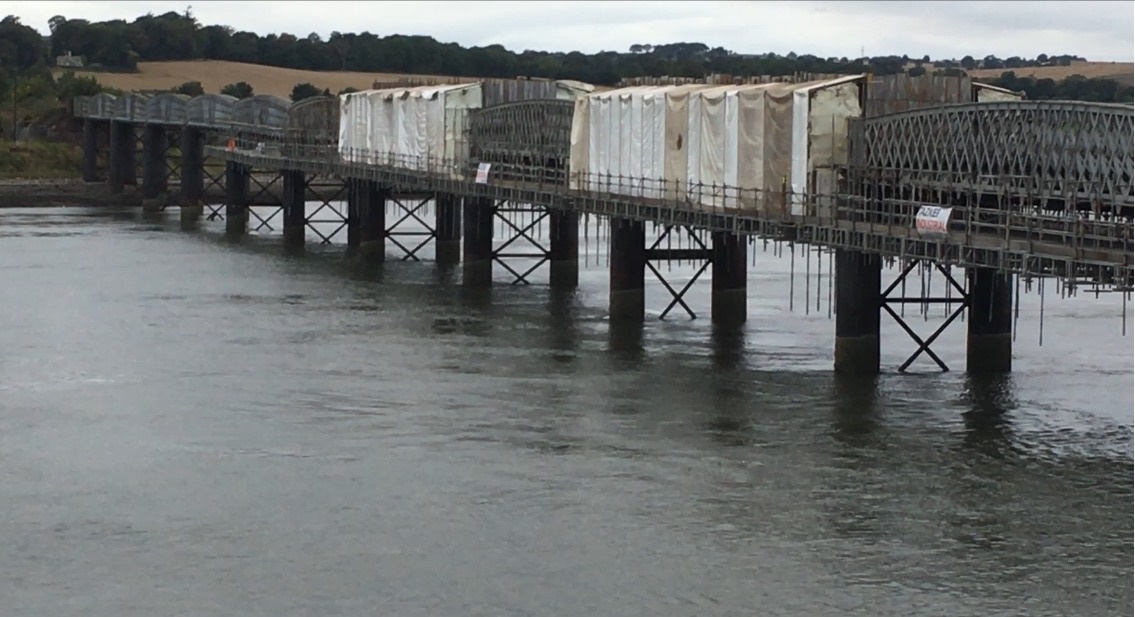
(475, 162, 491, 184)
(914, 206, 952, 237)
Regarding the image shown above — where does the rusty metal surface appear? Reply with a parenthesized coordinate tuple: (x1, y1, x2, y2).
(480, 78, 591, 107)
(863, 74, 975, 117)
(468, 99, 575, 184)
(618, 73, 848, 87)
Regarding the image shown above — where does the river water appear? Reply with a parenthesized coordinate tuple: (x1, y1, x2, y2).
(1, 204, 1131, 617)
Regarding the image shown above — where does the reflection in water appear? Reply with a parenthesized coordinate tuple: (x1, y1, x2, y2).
(0, 207, 1130, 617)
(960, 374, 1018, 458)
(830, 373, 882, 448)
(545, 289, 580, 360)
(606, 319, 645, 365)
(708, 324, 746, 372)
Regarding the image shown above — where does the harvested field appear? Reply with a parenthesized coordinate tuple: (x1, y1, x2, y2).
(53, 60, 480, 98)
(966, 61, 1133, 85)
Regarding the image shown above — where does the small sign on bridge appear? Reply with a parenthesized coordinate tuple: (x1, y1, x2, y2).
(914, 206, 952, 238)
(475, 162, 492, 184)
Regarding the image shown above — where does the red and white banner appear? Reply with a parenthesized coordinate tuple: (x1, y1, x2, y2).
(914, 206, 952, 238)
(475, 162, 491, 184)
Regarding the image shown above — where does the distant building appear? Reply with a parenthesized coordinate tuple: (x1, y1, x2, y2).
(55, 51, 84, 69)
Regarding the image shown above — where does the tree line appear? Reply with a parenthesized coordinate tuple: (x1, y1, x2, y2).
(1, 12, 1131, 105)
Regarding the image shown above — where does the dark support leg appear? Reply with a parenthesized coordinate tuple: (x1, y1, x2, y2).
(282, 170, 306, 246)
(834, 249, 881, 375)
(357, 183, 387, 260)
(346, 180, 363, 248)
(179, 126, 204, 211)
(141, 125, 168, 208)
(609, 218, 646, 321)
(435, 194, 462, 266)
(711, 231, 747, 325)
(549, 209, 579, 289)
(82, 119, 98, 182)
(224, 161, 250, 236)
(967, 268, 1013, 374)
(462, 197, 494, 287)
(107, 121, 135, 194)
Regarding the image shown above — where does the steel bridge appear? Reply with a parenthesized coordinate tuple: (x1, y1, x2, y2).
(69, 77, 1134, 375)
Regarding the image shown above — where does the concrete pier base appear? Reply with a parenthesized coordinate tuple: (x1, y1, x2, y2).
(462, 197, 494, 287)
(141, 197, 165, 212)
(609, 218, 646, 321)
(711, 231, 747, 325)
(966, 268, 1013, 374)
(549, 209, 579, 290)
(834, 249, 882, 375)
(435, 194, 462, 266)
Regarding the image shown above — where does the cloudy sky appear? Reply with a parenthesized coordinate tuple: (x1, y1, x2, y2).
(8, 0, 1134, 62)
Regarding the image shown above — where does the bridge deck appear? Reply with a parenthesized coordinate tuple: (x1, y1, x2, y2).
(210, 145, 1133, 289)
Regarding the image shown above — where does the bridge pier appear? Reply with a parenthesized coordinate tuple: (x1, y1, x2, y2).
(711, 231, 747, 325)
(346, 180, 386, 259)
(609, 218, 646, 321)
(833, 249, 882, 375)
(107, 121, 137, 194)
(179, 126, 205, 220)
(462, 197, 495, 287)
(967, 268, 1013, 374)
(549, 209, 579, 290)
(141, 125, 169, 210)
(282, 170, 306, 247)
(435, 194, 462, 266)
(224, 161, 250, 236)
(81, 119, 101, 182)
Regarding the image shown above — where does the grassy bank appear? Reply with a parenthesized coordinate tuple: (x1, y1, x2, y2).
(0, 141, 83, 180)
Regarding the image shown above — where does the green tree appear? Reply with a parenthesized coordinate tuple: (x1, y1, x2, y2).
(220, 81, 253, 99)
(174, 80, 204, 96)
(290, 82, 321, 102)
(54, 71, 103, 99)
(0, 16, 49, 71)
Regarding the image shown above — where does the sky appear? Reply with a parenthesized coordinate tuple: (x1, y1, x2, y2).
(7, 0, 1135, 62)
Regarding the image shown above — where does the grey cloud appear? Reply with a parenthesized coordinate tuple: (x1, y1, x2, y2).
(6, 0, 1132, 61)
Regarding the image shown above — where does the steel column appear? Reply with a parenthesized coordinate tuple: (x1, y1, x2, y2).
(834, 249, 882, 375)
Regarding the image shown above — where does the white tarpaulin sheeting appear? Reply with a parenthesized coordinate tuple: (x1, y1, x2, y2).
(569, 75, 866, 216)
(338, 83, 482, 176)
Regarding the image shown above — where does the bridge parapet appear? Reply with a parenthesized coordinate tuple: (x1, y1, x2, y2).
(112, 93, 152, 123)
(187, 94, 238, 127)
(87, 93, 118, 120)
(233, 95, 290, 130)
(143, 93, 191, 126)
(854, 100, 1134, 214)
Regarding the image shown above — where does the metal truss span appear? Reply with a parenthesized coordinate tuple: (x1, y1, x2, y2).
(855, 100, 1135, 214)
